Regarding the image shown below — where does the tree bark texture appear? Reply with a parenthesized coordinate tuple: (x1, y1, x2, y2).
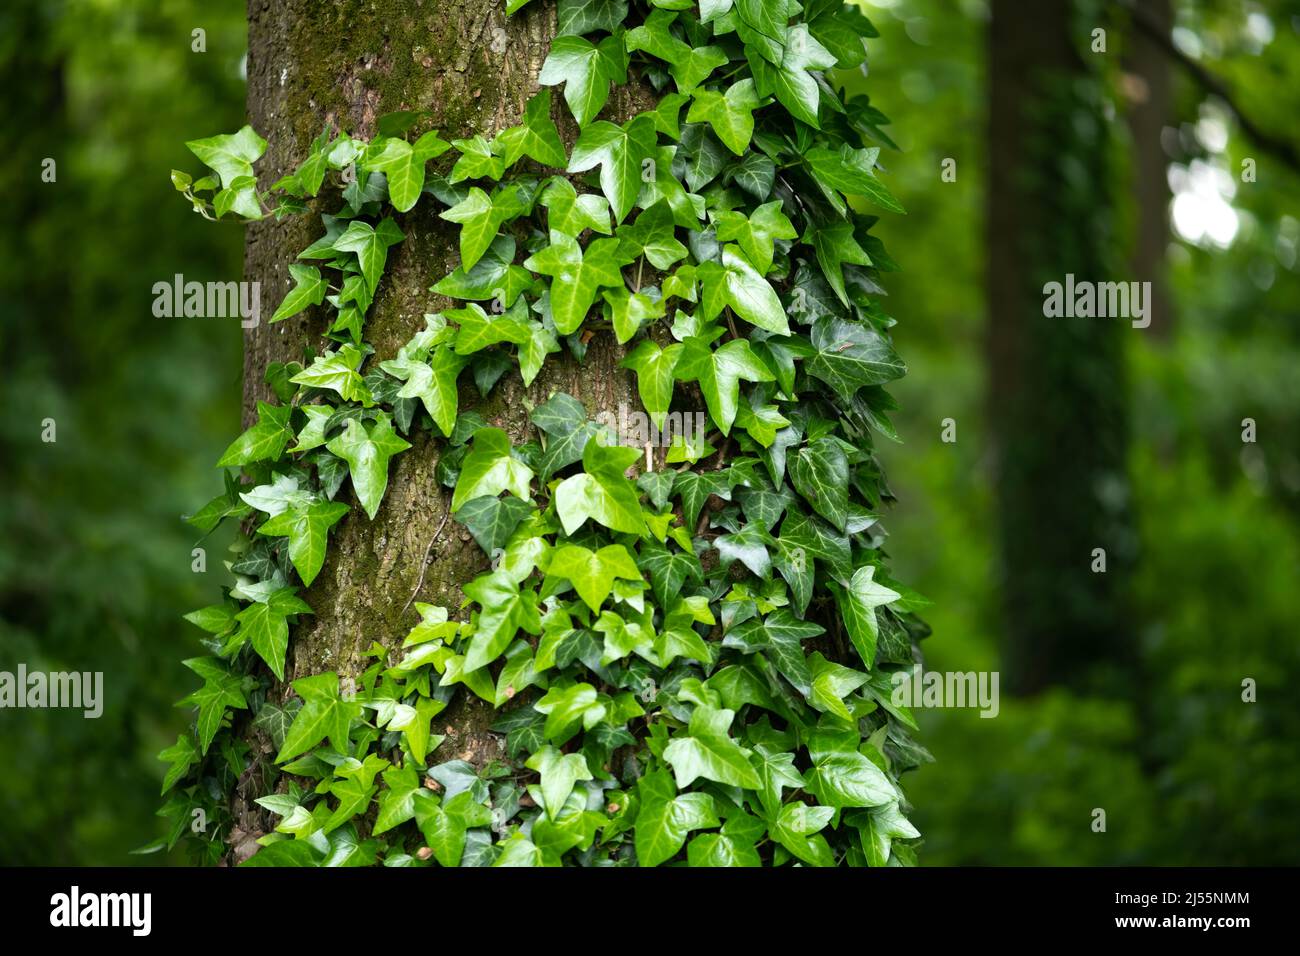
(230, 0, 649, 855)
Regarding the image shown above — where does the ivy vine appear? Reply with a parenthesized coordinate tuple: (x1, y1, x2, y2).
(159, 0, 931, 868)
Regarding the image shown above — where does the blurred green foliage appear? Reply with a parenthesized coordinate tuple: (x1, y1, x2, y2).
(858, 0, 1300, 864)
(0, 0, 246, 864)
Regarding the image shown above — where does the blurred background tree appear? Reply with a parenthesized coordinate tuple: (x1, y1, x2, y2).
(1, 0, 1296, 865)
(856, 0, 1300, 864)
(984, 0, 1136, 696)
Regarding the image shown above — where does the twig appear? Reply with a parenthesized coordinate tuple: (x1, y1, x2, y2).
(401, 509, 451, 616)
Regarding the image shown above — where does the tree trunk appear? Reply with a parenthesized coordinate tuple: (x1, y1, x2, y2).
(986, 0, 1135, 695)
(229, 0, 644, 856)
(1123, 0, 1172, 340)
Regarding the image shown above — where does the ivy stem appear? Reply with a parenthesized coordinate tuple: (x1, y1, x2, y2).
(401, 508, 452, 617)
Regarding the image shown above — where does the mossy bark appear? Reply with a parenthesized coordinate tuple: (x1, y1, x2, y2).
(228, 0, 646, 860)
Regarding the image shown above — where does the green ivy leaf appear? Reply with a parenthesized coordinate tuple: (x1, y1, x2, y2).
(185, 125, 267, 188)
(805, 143, 905, 213)
(750, 743, 806, 818)
(257, 500, 350, 586)
(686, 79, 762, 155)
(326, 413, 412, 520)
(362, 131, 451, 212)
(519, 317, 561, 386)
(290, 344, 374, 405)
(449, 300, 532, 355)
(727, 151, 774, 201)
(230, 587, 313, 681)
(432, 235, 533, 304)
(187, 469, 253, 531)
(616, 200, 687, 270)
(805, 315, 906, 399)
(603, 286, 666, 343)
(856, 800, 921, 866)
(714, 201, 796, 275)
(270, 264, 329, 324)
(636, 538, 703, 608)
(546, 543, 642, 612)
(554, 438, 647, 536)
(735, 0, 788, 40)
(675, 333, 775, 435)
(449, 134, 506, 183)
(634, 770, 719, 867)
(663, 704, 762, 789)
(216, 401, 292, 467)
(323, 754, 387, 832)
(531, 392, 602, 480)
(622, 339, 682, 429)
(455, 494, 533, 556)
(496, 89, 568, 168)
(252, 699, 300, 752)
(525, 746, 594, 819)
(671, 468, 732, 528)
(806, 750, 895, 809)
(566, 114, 658, 223)
(451, 427, 534, 512)
(806, 221, 873, 307)
(533, 681, 606, 744)
(719, 245, 790, 334)
(333, 217, 404, 294)
(380, 345, 467, 437)
(749, 609, 821, 695)
(158, 734, 200, 793)
(413, 789, 492, 866)
(835, 565, 901, 670)
(541, 177, 612, 237)
(539, 34, 628, 127)
(807, 652, 869, 721)
(789, 436, 850, 531)
(770, 800, 836, 866)
(715, 522, 773, 579)
(627, 10, 728, 91)
(751, 24, 838, 128)
(439, 187, 498, 272)
(686, 813, 765, 866)
(180, 657, 248, 754)
(558, 0, 627, 37)
(276, 671, 360, 763)
(462, 570, 542, 672)
(524, 231, 631, 335)
(373, 762, 422, 834)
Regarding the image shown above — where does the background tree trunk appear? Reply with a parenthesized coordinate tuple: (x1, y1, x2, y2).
(229, 0, 645, 857)
(1123, 0, 1172, 340)
(985, 0, 1135, 696)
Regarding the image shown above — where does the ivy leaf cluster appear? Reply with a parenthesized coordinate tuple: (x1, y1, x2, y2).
(161, 0, 928, 869)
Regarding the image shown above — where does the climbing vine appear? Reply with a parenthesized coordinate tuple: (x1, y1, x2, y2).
(159, 0, 931, 867)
